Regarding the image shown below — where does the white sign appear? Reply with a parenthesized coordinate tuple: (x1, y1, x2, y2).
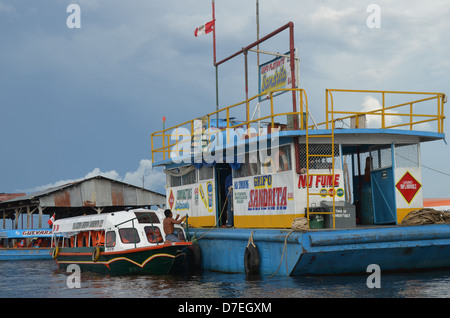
(258, 51, 297, 101)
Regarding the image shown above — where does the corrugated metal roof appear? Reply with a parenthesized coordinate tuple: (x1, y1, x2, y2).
(0, 193, 26, 202)
(0, 175, 165, 208)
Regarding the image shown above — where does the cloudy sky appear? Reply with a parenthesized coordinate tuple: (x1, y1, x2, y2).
(1, 0, 449, 198)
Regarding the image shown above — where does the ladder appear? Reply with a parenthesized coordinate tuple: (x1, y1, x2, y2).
(305, 98, 336, 229)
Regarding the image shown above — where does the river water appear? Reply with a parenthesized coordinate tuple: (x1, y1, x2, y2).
(1, 260, 450, 300)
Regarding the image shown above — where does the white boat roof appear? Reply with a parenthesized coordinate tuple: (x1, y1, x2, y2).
(52, 209, 164, 234)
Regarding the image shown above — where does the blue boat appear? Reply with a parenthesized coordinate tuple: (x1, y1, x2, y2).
(150, 22, 449, 276)
(0, 229, 56, 260)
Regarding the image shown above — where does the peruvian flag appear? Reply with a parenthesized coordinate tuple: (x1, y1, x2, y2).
(194, 20, 215, 37)
(47, 213, 55, 226)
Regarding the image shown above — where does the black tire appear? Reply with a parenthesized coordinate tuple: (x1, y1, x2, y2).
(244, 244, 260, 275)
(188, 243, 202, 271)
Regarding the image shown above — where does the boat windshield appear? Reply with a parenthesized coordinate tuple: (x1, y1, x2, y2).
(135, 212, 160, 224)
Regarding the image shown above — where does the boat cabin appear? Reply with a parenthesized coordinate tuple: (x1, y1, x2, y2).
(0, 229, 54, 249)
(51, 208, 187, 250)
(151, 88, 446, 229)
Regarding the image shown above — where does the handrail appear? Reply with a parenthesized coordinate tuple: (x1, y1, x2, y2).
(151, 88, 445, 164)
(322, 89, 446, 132)
(151, 88, 307, 163)
(114, 212, 160, 247)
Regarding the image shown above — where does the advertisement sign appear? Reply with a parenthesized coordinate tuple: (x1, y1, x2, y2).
(166, 180, 216, 227)
(258, 50, 297, 102)
(233, 172, 294, 216)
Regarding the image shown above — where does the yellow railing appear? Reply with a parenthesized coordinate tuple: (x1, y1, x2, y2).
(151, 88, 308, 163)
(322, 89, 446, 133)
(151, 88, 446, 163)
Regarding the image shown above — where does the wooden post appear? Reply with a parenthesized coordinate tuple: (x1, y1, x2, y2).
(27, 205, 30, 229)
(38, 205, 43, 228)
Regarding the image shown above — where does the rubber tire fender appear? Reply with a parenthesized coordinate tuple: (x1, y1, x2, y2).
(52, 246, 59, 259)
(92, 246, 101, 262)
(188, 243, 202, 270)
(244, 244, 260, 275)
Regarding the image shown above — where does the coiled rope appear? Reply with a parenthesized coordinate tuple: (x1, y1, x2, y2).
(401, 208, 450, 226)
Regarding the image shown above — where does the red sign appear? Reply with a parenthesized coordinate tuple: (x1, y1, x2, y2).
(168, 190, 175, 210)
(396, 172, 421, 204)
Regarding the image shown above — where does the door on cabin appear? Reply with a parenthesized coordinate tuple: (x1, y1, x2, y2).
(370, 145, 397, 224)
(215, 164, 232, 227)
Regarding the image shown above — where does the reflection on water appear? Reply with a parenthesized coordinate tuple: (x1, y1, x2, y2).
(1, 260, 450, 298)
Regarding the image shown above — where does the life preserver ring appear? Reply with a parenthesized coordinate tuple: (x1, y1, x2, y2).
(262, 149, 289, 174)
(262, 157, 275, 174)
(92, 246, 101, 262)
(244, 244, 260, 275)
(52, 246, 59, 259)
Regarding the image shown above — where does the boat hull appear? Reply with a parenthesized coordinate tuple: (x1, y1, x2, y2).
(0, 248, 52, 261)
(191, 224, 450, 276)
(54, 242, 192, 275)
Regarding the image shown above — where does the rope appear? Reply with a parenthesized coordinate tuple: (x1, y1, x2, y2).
(247, 230, 256, 248)
(291, 217, 309, 231)
(401, 208, 450, 226)
(268, 217, 309, 278)
(268, 230, 293, 279)
(194, 186, 232, 241)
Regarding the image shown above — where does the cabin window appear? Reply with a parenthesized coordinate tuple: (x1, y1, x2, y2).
(299, 143, 340, 170)
(77, 232, 89, 247)
(91, 230, 105, 246)
(166, 166, 197, 187)
(182, 169, 197, 185)
(353, 150, 371, 177)
(198, 166, 214, 180)
(370, 145, 393, 170)
(144, 226, 164, 243)
(394, 143, 419, 168)
(233, 152, 260, 178)
(135, 212, 160, 224)
(260, 144, 292, 173)
(119, 228, 141, 244)
(170, 175, 182, 187)
(105, 231, 116, 247)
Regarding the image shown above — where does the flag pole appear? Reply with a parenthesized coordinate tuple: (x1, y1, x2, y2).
(212, 0, 216, 64)
(256, 0, 260, 68)
(212, 0, 219, 125)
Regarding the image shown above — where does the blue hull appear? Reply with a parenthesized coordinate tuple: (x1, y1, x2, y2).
(191, 224, 450, 276)
(0, 248, 52, 261)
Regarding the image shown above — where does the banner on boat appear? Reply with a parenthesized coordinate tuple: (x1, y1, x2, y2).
(234, 172, 294, 215)
(0, 229, 54, 239)
(166, 179, 216, 227)
(258, 50, 297, 102)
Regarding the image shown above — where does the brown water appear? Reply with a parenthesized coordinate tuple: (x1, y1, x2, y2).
(2, 260, 450, 299)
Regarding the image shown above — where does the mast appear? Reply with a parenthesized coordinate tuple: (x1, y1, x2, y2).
(212, 0, 219, 124)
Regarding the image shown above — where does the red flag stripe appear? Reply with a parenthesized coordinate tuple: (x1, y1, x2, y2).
(194, 20, 215, 37)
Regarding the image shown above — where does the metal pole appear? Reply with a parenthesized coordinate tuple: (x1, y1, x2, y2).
(212, 0, 219, 124)
(215, 66, 219, 125)
(244, 50, 249, 125)
(256, 0, 260, 68)
(215, 22, 293, 66)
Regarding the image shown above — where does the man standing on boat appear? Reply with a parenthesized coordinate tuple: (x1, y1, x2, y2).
(163, 209, 186, 242)
(225, 174, 233, 227)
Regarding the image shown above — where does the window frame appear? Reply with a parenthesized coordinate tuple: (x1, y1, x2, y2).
(118, 228, 141, 244)
(105, 231, 116, 247)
